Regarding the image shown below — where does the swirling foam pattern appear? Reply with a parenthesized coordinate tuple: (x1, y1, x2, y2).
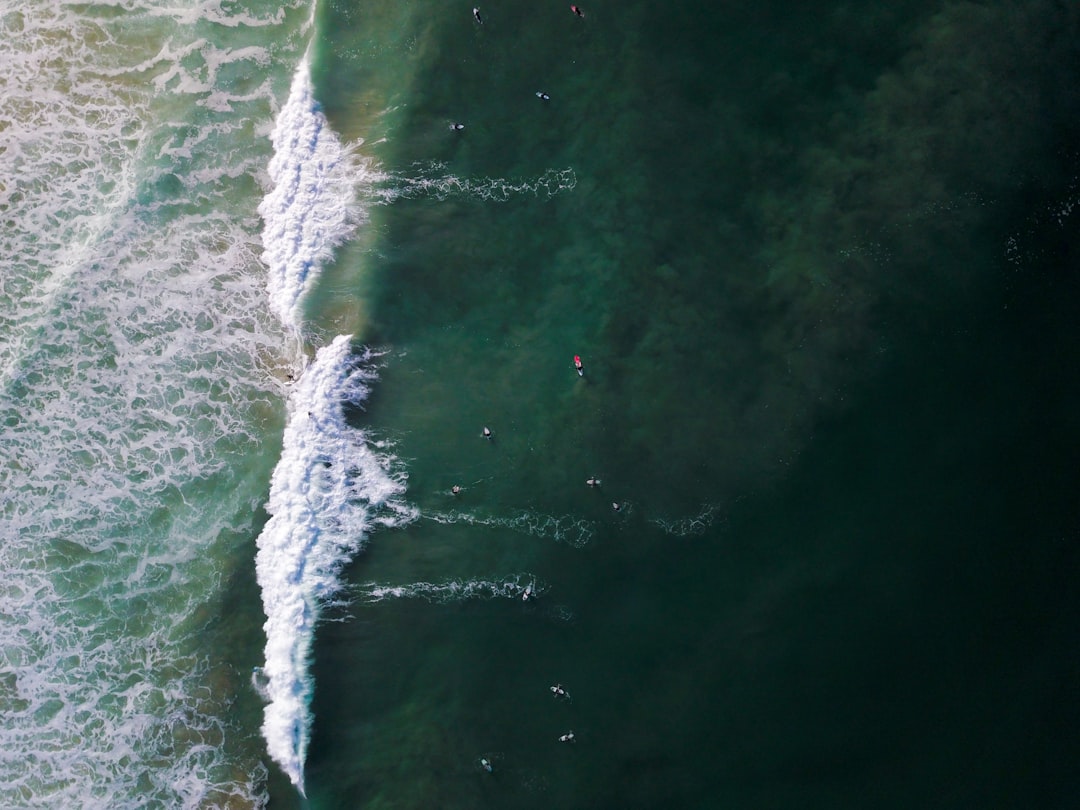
(0, 0, 309, 806)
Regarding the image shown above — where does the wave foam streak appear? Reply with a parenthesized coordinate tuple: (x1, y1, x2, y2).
(650, 504, 723, 537)
(365, 164, 578, 204)
(358, 574, 545, 604)
(426, 508, 596, 548)
(255, 336, 415, 794)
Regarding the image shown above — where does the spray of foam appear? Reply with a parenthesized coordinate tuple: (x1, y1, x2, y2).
(358, 574, 545, 604)
(650, 504, 723, 537)
(357, 576, 576, 624)
(425, 508, 596, 548)
(364, 164, 578, 205)
(255, 335, 416, 794)
(258, 57, 360, 334)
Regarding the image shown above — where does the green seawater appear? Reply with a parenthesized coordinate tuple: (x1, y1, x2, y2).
(273, 0, 1079, 806)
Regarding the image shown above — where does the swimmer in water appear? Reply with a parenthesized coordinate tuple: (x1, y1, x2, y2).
(586, 477, 601, 487)
(536, 91, 551, 101)
(452, 485, 461, 495)
(559, 730, 575, 743)
(480, 757, 493, 773)
(483, 426, 492, 439)
(571, 5, 585, 17)
(473, 7, 483, 24)
(573, 355, 584, 376)
(612, 501, 622, 512)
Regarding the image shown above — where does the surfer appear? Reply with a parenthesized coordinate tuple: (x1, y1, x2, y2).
(574, 355, 584, 376)
(480, 757, 493, 773)
(612, 501, 621, 512)
(571, 5, 585, 17)
(450, 122, 465, 131)
(550, 683, 569, 698)
(586, 476, 601, 487)
(473, 7, 483, 24)
(452, 485, 461, 495)
(483, 426, 492, 440)
(536, 91, 551, 101)
(559, 730, 576, 743)
(522, 583, 534, 601)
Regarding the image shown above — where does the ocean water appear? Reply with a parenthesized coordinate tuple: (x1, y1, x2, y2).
(1, 0, 1077, 808)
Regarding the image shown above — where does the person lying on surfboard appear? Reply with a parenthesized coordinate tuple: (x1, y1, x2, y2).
(573, 355, 584, 376)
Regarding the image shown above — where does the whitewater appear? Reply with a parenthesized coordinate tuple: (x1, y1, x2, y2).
(253, 53, 418, 793)
(0, 0, 326, 805)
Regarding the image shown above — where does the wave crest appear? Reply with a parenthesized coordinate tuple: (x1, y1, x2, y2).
(254, 335, 416, 794)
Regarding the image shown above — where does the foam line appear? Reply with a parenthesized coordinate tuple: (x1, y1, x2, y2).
(258, 56, 358, 333)
(254, 335, 415, 794)
(365, 165, 577, 204)
(425, 508, 596, 548)
(358, 574, 545, 604)
(650, 504, 722, 537)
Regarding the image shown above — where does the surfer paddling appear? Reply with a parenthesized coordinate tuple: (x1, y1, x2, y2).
(483, 426, 492, 440)
(559, 730, 576, 743)
(522, 582, 534, 601)
(586, 476, 601, 487)
(473, 6, 483, 24)
(480, 757, 493, 773)
(573, 355, 584, 376)
(550, 683, 570, 699)
(571, 5, 585, 17)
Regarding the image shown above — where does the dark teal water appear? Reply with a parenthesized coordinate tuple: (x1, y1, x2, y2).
(270, 0, 1079, 806)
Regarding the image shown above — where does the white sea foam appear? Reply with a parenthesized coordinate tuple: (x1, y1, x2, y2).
(425, 508, 596, 547)
(357, 576, 575, 623)
(650, 504, 723, 537)
(0, 1, 306, 806)
(255, 335, 416, 794)
(258, 58, 364, 334)
(358, 574, 545, 604)
(365, 164, 578, 205)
